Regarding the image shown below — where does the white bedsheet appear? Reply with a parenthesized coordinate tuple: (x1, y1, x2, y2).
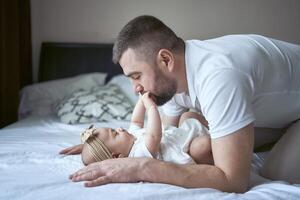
(1, 116, 300, 200)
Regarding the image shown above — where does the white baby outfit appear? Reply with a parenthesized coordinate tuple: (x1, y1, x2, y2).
(128, 119, 209, 164)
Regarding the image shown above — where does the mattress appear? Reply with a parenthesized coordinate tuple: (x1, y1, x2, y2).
(1, 115, 300, 200)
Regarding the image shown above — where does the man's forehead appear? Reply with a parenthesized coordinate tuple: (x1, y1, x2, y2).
(120, 48, 156, 76)
(119, 48, 137, 66)
(121, 62, 143, 77)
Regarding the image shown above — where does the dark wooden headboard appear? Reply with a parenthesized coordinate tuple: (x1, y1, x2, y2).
(38, 42, 123, 83)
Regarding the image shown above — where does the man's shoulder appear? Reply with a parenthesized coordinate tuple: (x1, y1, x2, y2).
(185, 38, 236, 71)
(185, 34, 266, 43)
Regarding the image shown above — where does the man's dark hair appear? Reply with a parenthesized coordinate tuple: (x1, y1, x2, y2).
(112, 15, 184, 64)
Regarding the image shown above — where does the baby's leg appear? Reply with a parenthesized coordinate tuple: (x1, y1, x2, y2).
(189, 135, 214, 165)
(179, 111, 208, 128)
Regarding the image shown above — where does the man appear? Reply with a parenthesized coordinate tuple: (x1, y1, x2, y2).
(70, 15, 300, 193)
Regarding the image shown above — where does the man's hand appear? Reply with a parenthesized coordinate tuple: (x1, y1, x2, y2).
(69, 157, 146, 187)
(59, 144, 83, 155)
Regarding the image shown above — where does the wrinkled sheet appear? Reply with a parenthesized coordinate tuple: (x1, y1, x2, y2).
(1, 116, 300, 200)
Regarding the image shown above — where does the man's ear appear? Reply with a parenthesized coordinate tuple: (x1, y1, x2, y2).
(112, 152, 125, 158)
(157, 49, 175, 72)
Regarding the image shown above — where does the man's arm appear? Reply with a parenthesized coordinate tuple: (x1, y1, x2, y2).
(142, 123, 254, 192)
(70, 123, 254, 193)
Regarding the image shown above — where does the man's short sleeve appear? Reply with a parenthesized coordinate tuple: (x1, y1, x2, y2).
(161, 97, 188, 117)
(200, 69, 255, 138)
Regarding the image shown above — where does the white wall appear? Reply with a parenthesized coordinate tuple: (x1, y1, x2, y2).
(30, 0, 300, 82)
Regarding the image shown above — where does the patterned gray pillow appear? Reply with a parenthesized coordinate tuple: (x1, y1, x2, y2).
(57, 84, 133, 124)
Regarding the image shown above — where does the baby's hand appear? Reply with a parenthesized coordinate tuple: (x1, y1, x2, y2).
(59, 144, 83, 155)
(141, 92, 157, 110)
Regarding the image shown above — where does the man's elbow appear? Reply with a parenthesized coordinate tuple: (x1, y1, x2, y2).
(229, 181, 248, 193)
(225, 176, 249, 193)
(216, 168, 249, 193)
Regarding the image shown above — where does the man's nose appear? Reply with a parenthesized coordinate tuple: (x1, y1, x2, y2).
(135, 85, 144, 94)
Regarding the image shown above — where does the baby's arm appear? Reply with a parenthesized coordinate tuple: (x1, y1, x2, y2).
(142, 92, 162, 157)
(130, 97, 146, 128)
(59, 144, 83, 155)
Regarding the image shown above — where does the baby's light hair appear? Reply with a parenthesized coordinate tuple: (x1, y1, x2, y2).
(85, 134, 113, 162)
(81, 125, 113, 163)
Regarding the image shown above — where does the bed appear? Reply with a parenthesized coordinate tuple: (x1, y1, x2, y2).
(1, 42, 300, 200)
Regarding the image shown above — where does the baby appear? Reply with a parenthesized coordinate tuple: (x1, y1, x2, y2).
(60, 92, 213, 165)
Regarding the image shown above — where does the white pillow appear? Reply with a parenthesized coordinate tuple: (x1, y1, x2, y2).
(108, 74, 138, 104)
(19, 73, 107, 119)
(57, 84, 134, 124)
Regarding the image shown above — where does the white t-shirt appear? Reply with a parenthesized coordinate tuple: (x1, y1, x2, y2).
(128, 119, 209, 164)
(162, 34, 300, 139)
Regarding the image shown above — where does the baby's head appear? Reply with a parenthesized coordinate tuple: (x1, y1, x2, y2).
(81, 126, 135, 165)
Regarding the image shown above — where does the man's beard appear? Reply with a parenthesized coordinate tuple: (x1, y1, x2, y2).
(151, 78, 177, 106)
(152, 92, 174, 106)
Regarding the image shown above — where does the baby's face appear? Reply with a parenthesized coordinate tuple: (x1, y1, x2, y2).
(94, 127, 134, 156)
